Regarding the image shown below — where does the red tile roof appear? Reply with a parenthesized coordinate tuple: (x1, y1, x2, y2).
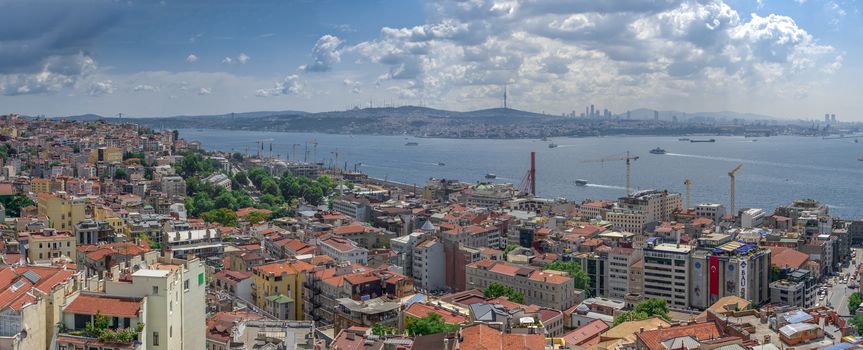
(459, 323, 545, 350)
(404, 303, 468, 325)
(769, 246, 808, 269)
(562, 319, 609, 346)
(636, 321, 725, 350)
(64, 294, 144, 318)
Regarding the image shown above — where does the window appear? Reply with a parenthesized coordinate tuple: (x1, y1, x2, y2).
(184, 279, 189, 291)
(152, 286, 159, 295)
(153, 331, 159, 346)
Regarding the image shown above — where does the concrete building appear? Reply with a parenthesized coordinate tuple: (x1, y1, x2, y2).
(252, 260, 314, 320)
(689, 242, 771, 310)
(465, 259, 577, 311)
(642, 241, 692, 309)
(412, 239, 445, 292)
(607, 247, 640, 300)
(37, 192, 86, 231)
(770, 269, 817, 308)
(609, 190, 682, 234)
(465, 183, 516, 209)
(159, 176, 186, 199)
(206, 312, 318, 350)
(26, 229, 77, 263)
(318, 236, 368, 265)
(696, 203, 726, 223)
(740, 208, 767, 228)
(100, 256, 207, 350)
(625, 259, 645, 308)
(164, 228, 223, 260)
(332, 195, 371, 221)
(389, 231, 425, 276)
(333, 297, 401, 334)
(0, 265, 79, 350)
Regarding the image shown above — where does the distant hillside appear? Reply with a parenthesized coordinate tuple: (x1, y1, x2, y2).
(626, 108, 775, 121)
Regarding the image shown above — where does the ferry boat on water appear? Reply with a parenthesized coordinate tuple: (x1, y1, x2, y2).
(650, 147, 666, 154)
(575, 179, 588, 186)
(485, 173, 497, 179)
(405, 142, 419, 146)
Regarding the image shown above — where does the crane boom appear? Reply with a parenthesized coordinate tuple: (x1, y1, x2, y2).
(727, 164, 743, 216)
(581, 151, 639, 196)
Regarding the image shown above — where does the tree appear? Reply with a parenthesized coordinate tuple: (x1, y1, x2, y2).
(113, 168, 129, 181)
(245, 211, 268, 225)
(261, 177, 280, 197)
(613, 299, 670, 326)
(769, 266, 783, 282)
(231, 152, 244, 162)
(371, 323, 396, 336)
(544, 260, 592, 296)
(851, 315, 863, 335)
(504, 243, 520, 254)
(406, 313, 459, 336)
(233, 171, 248, 187)
(1, 194, 35, 218)
(849, 292, 862, 315)
(201, 208, 238, 227)
(483, 283, 525, 304)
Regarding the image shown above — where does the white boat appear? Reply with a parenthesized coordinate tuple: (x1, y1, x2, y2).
(548, 143, 558, 148)
(485, 173, 496, 179)
(650, 147, 666, 154)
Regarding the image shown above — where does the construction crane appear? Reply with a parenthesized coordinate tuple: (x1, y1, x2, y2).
(728, 164, 743, 215)
(582, 151, 639, 196)
(684, 179, 692, 209)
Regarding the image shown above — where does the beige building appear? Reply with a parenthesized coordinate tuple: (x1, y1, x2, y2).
(0, 265, 80, 350)
(36, 192, 86, 231)
(465, 259, 577, 311)
(26, 230, 76, 263)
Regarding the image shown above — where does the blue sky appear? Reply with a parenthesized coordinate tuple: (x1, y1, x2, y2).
(0, 0, 860, 120)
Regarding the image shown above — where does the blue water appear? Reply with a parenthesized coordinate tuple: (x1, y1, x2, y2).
(179, 129, 863, 219)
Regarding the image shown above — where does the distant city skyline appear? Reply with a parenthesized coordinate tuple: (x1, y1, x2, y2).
(0, 0, 861, 120)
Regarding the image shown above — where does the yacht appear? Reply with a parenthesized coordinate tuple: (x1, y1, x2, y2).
(690, 138, 716, 143)
(575, 179, 588, 186)
(650, 147, 666, 154)
(437, 162, 446, 166)
(548, 143, 558, 149)
(405, 142, 419, 146)
(485, 173, 497, 179)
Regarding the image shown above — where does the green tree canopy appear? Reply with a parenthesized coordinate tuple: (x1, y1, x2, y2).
(1, 194, 35, 218)
(544, 260, 592, 296)
(613, 299, 670, 326)
(406, 313, 459, 336)
(850, 292, 862, 315)
(483, 282, 524, 304)
(201, 208, 238, 227)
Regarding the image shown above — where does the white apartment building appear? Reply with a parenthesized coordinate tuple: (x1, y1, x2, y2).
(740, 208, 767, 228)
(318, 237, 368, 265)
(103, 257, 206, 350)
(412, 239, 445, 292)
(642, 241, 692, 309)
(607, 247, 640, 300)
(696, 203, 726, 223)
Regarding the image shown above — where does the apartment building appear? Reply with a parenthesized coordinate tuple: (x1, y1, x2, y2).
(318, 236, 368, 265)
(37, 192, 86, 231)
(642, 241, 692, 309)
(608, 190, 681, 234)
(412, 239, 445, 291)
(625, 259, 645, 308)
(696, 203, 726, 223)
(101, 256, 207, 350)
(252, 260, 314, 320)
(159, 176, 186, 199)
(607, 247, 640, 300)
(465, 259, 576, 311)
(27, 229, 76, 262)
(0, 265, 79, 350)
(770, 269, 817, 308)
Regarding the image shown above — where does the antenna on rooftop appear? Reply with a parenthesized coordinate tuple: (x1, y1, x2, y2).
(503, 85, 508, 109)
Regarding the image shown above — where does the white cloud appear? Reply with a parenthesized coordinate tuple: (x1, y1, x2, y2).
(186, 54, 198, 63)
(88, 80, 114, 96)
(198, 87, 211, 95)
(302, 35, 343, 72)
(237, 53, 250, 64)
(0, 53, 97, 96)
(133, 84, 159, 92)
(256, 74, 302, 96)
(222, 53, 250, 65)
(343, 79, 362, 94)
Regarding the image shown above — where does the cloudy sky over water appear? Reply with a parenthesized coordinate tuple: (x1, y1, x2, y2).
(0, 0, 861, 119)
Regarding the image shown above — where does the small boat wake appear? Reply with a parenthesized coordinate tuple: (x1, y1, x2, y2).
(585, 183, 626, 190)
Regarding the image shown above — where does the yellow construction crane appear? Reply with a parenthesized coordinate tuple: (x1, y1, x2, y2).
(728, 164, 743, 215)
(684, 179, 692, 209)
(582, 151, 640, 196)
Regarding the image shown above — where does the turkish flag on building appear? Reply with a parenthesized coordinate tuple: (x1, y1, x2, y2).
(709, 256, 720, 296)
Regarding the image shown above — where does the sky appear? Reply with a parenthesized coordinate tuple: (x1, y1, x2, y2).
(0, 0, 861, 120)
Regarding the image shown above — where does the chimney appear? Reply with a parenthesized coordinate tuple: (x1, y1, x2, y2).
(640, 327, 644, 333)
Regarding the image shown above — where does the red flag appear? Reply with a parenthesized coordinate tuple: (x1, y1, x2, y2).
(709, 256, 719, 296)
